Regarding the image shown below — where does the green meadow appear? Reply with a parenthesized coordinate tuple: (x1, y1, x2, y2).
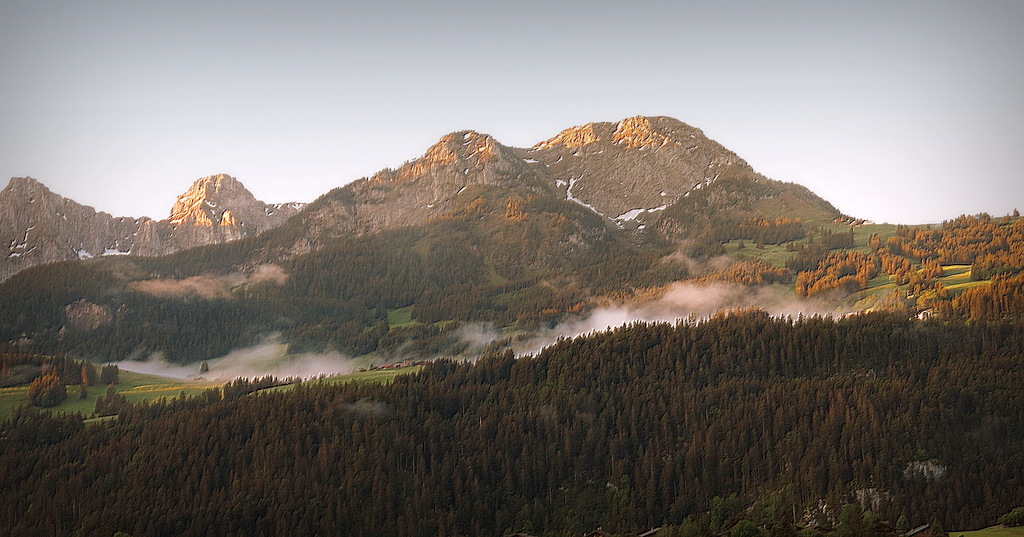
(0, 365, 422, 421)
(955, 526, 1024, 537)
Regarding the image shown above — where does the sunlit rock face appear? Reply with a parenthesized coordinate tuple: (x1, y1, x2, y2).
(166, 174, 304, 249)
(255, 115, 841, 260)
(524, 115, 758, 223)
(288, 115, 758, 250)
(0, 174, 303, 282)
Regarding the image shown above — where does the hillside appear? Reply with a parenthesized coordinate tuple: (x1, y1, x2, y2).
(2, 116, 1020, 366)
(2, 313, 1021, 536)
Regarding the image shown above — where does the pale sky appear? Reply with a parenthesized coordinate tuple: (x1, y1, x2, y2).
(1, 0, 1021, 224)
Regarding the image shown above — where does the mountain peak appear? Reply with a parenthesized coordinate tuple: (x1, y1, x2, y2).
(534, 115, 706, 152)
(426, 130, 502, 166)
(372, 130, 517, 183)
(3, 176, 51, 197)
(168, 174, 254, 226)
(533, 123, 600, 150)
(612, 115, 678, 150)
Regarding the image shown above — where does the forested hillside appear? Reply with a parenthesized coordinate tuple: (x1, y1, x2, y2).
(3, 313, 1021, 536)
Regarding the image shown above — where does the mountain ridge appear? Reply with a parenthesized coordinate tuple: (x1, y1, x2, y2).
(0, 173, 303, 281)
(2, 115, 844, 282)
(0, 114, 857, 363)
(256, 115, 844, 263)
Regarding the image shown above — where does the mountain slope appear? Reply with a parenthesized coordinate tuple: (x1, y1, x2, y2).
(525, 115, 757, 223)
(0, 115, 849, 363)
(259, 116, 842, 261)
(0, 174, 302, 281)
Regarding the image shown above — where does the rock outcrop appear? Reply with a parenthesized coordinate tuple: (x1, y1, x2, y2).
(0, 174, 303, 281)
(524, 115, 758, 225)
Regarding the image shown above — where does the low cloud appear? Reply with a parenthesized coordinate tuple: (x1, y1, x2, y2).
(129, 264, 288, 299)
(344, 398, 393, 418)
(119, 281, 848, 380)
(115, 337, 356, 381)
(511, 282, 848, 356)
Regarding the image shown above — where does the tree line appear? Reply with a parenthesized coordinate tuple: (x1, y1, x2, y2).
(2, 312, 1021, 536)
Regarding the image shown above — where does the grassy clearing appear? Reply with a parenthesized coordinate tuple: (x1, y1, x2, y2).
(725, 240, 794, 268)
(850, 223, 898, 253)
(955, 526, 1024, 537)
(387, 306, 416, 328)
(0, 369, 217, 421)
(320, 366, 423, 386)
(724, 223, 898, 269)
(937, 264, 990, 295)
(2, 364, 423, 421)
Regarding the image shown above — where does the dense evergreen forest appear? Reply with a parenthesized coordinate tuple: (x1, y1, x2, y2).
(2, 313, 1021, 536)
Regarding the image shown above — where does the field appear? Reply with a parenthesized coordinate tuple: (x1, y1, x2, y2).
(258, 365, 423, 394)
(387, 305, 416, 328)
(725, 223, 901, 268)
(955, 526, 1024, 537)
(938, 264, 989, 294)
(0, 365, 422, 421)
(0, 369, 217, 420)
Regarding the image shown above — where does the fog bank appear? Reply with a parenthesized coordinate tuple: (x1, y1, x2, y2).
(115, 339, 356, 381)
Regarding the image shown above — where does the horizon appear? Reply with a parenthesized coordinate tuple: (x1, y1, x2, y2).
(2, 0, 1022, 225)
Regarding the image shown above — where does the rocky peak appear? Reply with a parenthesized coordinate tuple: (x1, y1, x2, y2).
(525, 115, 759, 221)
(533, 123, 600, 150)
(1, 174, 303, 282)
(1, 177, 65, 207)
(372, 131, 516, 183)
(533, 116, 693, 152)
(612, 115, 679, 150)
(4, 176, 46, 194)
(168, 174, 254, 226)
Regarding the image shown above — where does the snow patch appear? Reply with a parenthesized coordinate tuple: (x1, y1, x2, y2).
(523, 158, 538, 163)
(615, 209, 645, 222)
(103, 248, 131, 256)
(78, 249, 93, 259)
(566, 174, 603, 217)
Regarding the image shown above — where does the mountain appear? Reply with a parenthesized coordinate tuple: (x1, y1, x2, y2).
(527, 115, 753, 221)
(0, 115, 853, 363)
(0, 174, 303, 282)
(265, 115, 843, 259)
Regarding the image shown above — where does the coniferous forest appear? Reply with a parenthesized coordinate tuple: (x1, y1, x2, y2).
(2, 312, 1022, 536)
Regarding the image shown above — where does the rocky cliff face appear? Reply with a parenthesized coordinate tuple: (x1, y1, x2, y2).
(275, 115, 834, 256)
(522, 115, 761, 228)
(284, 130, 555, 250)
(164, 174, 303, 249)
(0, 174, 302, 281)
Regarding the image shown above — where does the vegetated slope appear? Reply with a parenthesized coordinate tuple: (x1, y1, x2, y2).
(0, 174, 302, 282)
(0, 189, 681, 363)
(0, 116, 849, 363)
(2, 313, 1021, 536)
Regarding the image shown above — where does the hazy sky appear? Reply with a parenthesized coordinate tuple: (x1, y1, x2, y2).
(1, 0, 1021, 224)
